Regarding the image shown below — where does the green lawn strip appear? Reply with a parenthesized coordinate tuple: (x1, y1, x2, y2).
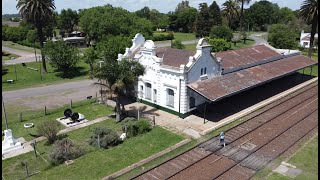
(118, 117, 247, 179)
(2, 41, 41, 54)
(299, 52, 318, 77)
(7, 123, 184, 180)
(2, 61, 90, 91)
(2, 99, 114, 141)
(253, 135, 318, 180)
(173, 32, 197, 41)
(2, 51, 20, 60)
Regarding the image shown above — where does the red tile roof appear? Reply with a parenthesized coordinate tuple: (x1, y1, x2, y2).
(188, 55, 317, 102)
(156, 48, 194, 68)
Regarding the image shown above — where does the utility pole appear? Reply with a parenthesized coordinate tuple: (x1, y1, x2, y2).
(2, 95, 8, 130)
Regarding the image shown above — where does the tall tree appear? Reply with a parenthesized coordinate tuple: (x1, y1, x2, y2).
(209, 1, 222, 26)
(300, 0, 318, 58)
(58, 8, 79, 33)
(83, 47, 98, 79)
(94, 59, 145, 122)
(236, 0, 251, 31)
(16, 0, 55, 73)
(195, 3, 212, 37)
(222, 0, 240, 28)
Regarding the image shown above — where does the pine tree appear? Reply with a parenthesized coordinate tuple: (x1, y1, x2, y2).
(209, 1, 222, 26)
(195, 3, 212, 37)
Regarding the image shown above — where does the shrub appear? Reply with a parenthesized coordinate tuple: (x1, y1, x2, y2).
(207, 38, 232, 52)
(122, 119, 151, 138)
(152, 32, 174, 41)
(171, 40, 185, 49)
(89, 127, 122, 149)
(37, 121, 60, 144)
(49, 138, 84, 165)
(210, 26, 233, 42)
(268, 24, 298, 49)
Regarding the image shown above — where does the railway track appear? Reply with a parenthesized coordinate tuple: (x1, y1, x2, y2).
(132, 82, 318, 180)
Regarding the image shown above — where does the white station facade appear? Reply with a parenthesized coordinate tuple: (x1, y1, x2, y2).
(118, 33, 222, 117)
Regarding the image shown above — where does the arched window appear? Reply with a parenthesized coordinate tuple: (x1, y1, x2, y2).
(145, 83, 152, 100)
(189, 97, 195, 108)
(166, 89, 174, 107)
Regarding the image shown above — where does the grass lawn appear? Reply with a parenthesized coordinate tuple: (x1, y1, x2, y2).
(183, 38, 256, 52)
(153, 32, 197, 42)
(2, 41, 41, 54)
(2, 119, 185, 180)
(2, 60, 90, 91)
(2, 99, 114, 142)
(2, 51, 20, 60)
(253, 135, 318, 180)
(299, 51, 318, 77)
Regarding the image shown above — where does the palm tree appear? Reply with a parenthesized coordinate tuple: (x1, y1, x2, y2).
(300, 0, 318, 58)
(236, 0, 251, 32)
(94, 59, 145, 122)
(222, 0, 240, 28)
(16, 0, 56, 73)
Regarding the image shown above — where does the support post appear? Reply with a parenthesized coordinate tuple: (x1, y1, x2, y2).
(95, 92, 98, 102)
(14, 64, 17, 81)
(70, 99, 72, 109)
(203, 102, 207, 124)
(45, 106, 47, 115)
(24, 161, 29, 177)
(31, 140, 37, 157)
(20, 112, 22, 122)
(137, 109, 140, 120)
(310, 65, 313, 76)
(39, 61, 42, 81)
(153, 115, 155, 127)
(2, 96, 8, 130)
(97, 134, 100, 149)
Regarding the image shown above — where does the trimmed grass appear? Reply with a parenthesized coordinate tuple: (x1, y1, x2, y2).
(299, 51, 318, 77)
(2, 99, 114, 141)
(173, 32, 197, 41)
(153, 32, 197, 42)
(254, 135, 318, 180)
(2, 41, 41, 54)
(2, 61, 90, 91)
(2, 51, 20, 60)
(183, 38, 256, 52)
(2, 120, 185, 180)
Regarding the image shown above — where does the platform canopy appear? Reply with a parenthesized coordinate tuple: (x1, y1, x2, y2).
(188, 53, 317, 102)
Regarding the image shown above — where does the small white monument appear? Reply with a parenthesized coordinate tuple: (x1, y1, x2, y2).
(2, 129, 23, 154)
(120, 133, 126, 140)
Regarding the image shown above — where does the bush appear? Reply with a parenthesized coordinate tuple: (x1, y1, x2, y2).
(49, 138, 84, 165)
(268, 24, 298, 49)
(207, 38, 232, 52)
(171, 40, 185, 49)
(43, 40, 80, 77)
(17, 40, 41, 49)
(152, 32, 174, 41)
(3, 26, 28, 42)
(37, 121, 60, 144)
(210, 26, 233, 42)
(122, 119, 151, 138)
(89, 127, 122, 149)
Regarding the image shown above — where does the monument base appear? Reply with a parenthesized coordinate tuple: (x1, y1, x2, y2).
(2, 129, 23, 155)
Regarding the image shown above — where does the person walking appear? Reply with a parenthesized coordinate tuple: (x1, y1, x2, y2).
(220, 132, 225, 147)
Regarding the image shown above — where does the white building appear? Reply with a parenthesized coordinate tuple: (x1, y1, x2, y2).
(118, 33, 316, 118)
(300, 30, 318, 48)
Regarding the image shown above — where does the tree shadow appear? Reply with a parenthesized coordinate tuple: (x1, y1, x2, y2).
(2, 68, 8, 75)
(54, 66, 88, 79)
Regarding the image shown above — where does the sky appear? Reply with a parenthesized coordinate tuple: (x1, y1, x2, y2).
(2, 0, 304, 15)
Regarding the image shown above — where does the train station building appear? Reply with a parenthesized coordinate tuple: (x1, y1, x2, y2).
(118, 33, 317, 118)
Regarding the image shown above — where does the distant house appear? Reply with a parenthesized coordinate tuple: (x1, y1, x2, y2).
(52, 31, 87, 47)
(300, 30, 318, 48)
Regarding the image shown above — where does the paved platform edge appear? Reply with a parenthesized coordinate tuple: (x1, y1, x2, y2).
(201, 77, 318, 135)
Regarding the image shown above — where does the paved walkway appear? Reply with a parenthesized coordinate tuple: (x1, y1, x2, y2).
(2, 115, 111, 160)
(2, 46, 38, 65)
(249, 32, 268, 45)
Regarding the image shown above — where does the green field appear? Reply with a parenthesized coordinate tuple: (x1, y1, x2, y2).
(2, 99, 114, 141)
(2, 51, 20, 60)
(2, 41, 41, 53)
(153, 32, 197, 42)
(2, 120, 185, 180)
(2, 60, 90, 91)
(184, 38, 256, 52)
(254, 135, 318, 180)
